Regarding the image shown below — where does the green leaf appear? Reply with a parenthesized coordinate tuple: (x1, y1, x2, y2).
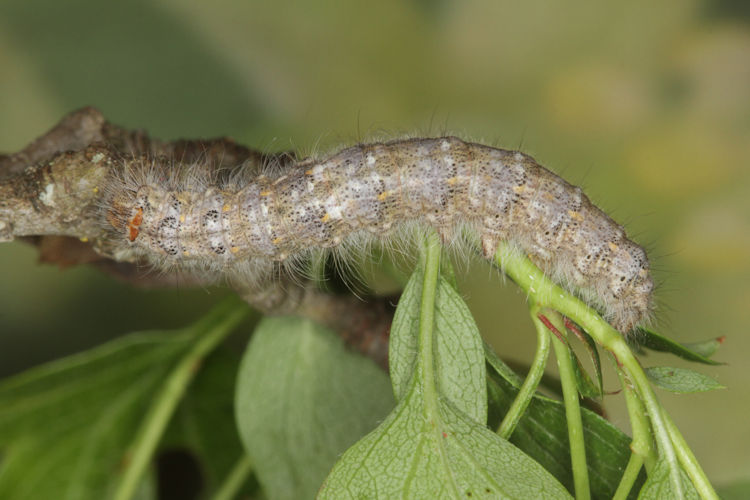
(235, 316, 394, 500)
(388, 267, 423, 400)
(637, 328, 722, 365)
(439, 251, 459, 290)
(113, 300, 249, 500)
(644, 367, 725, 393)
(486, 367, 644, 499)
(570, 348, 604, 399)
(319, 386, 571, 499)
(484, 342, 524, 389)
(162, 348, 257, 496)
(319, 251, 571, 499)
(567, 322, 604, 398)
(637, 460, 699, 499)
(682, 337, 724, 359)
(390, 270, 487, 422)
(0, 300, 246, 500)
(0, 337, 182, 500)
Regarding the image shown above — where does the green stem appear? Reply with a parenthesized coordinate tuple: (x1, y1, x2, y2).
(418, 231, 442, 413)
(113, 299, 249, 500)
(663, 413, 720, 500)
(492, 242, 693, 498)
(612, 453, 644, 500)
(547, 311, 590, 500)
(497, 306, 551, 438)
(211, 454, 255, 500)
(614, 357, 657, 472)
(611, 342, 684, 498)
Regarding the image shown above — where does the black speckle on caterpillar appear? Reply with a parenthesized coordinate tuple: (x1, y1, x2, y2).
(103, 136, 653, 333)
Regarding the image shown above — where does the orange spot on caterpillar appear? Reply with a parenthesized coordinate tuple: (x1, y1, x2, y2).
(513, 185, 527, 194)
(377, 191, 391, 201)
(272, 237, 283, 245)
(260, 190, 271, 197)
(127, 208, 143, 242)
(222, 204, 231, 212)
(608, 241, 619, 252)
(230, 246, 240, 254)
(321, 213, 331, 223)
(446, 177, 458, 186)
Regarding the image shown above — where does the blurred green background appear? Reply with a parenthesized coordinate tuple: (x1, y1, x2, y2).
(0, 0, 748, 489)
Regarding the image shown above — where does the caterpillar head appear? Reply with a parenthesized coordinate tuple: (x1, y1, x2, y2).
(608, 241, 654, 333)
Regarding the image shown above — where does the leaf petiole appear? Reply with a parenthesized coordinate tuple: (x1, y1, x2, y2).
(612, 453, 644, 500)
(492, 241, 718, 499)
(113, 299, 250, 500)
(545, 311, 591, 500)
(617, 361, 657, 472)
(417, 230, 443, 417)
(663, 412, 719, 500)
(496, 305, 551, 439)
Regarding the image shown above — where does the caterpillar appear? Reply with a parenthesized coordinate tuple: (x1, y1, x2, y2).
(104, 136, 653, 333)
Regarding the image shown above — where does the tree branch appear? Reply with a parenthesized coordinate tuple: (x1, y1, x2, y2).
(0, 108, 391, 369)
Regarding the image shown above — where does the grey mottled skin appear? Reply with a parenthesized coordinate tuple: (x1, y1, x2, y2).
(108, 137, 653, 333)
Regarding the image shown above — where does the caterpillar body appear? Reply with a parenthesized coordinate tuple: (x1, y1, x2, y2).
(105, 136, 653, 333)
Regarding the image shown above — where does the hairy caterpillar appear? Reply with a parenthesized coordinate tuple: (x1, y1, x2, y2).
(105, 136, 653, 333)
